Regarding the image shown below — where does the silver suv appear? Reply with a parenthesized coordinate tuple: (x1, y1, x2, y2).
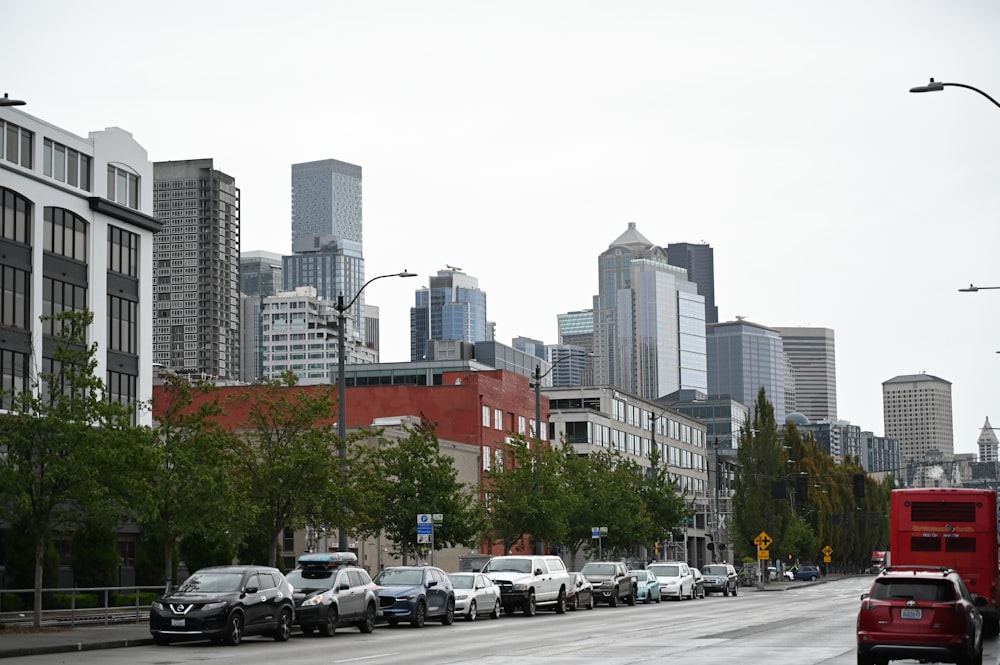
(700, 563, 738, 596)
(481, 555, 570, 616)
(285, 552, 380, 636)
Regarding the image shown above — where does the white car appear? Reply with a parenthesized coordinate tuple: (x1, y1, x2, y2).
(447, 572, 501, 621)
(647, 561, 695, 600)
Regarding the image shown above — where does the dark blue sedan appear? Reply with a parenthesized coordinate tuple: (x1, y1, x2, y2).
(372, 566, 455, 628)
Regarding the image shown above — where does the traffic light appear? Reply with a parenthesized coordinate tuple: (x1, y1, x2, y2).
(654, 541, 659, 556)
(771, 481, 786, 499)
(707, 542, 715, 551)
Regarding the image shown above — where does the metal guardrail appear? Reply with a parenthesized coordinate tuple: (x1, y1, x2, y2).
(0, 585, 161, 627)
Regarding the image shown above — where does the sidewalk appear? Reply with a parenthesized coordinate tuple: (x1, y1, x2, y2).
(0, 622, 153, 659)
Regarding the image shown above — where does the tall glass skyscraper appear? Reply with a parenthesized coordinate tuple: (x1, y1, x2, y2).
(593, 223, 707, 400)
(291, 159, 362, 248)
(775, 326, 837, 422)
(240, 250, 283, 297)
(410, 268, 489, 361)
(706, 319, 788, 421)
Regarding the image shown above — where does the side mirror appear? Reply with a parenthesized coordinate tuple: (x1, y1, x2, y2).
(974, 595, 989, 607)
(427, 580, 438, 587)
(535, 569, 544, 576)
(860, 592, 869, 600)
(245, 586, 259, 595)
(339, 582, 350, 591)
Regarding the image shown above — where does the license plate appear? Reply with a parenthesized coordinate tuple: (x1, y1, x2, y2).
(900, 608, 922, 620)
(171, 619, 186, 628)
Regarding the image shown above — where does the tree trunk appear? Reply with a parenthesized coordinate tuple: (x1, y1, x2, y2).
(269, 531, 279, 568)
(33, 533, 44, 629)
(163, 537, 176, 593)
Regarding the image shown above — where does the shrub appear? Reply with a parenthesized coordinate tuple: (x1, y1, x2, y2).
(0, 593, 24, 612)
(49, 593, 98, 610)
(111, 592, 158, 607)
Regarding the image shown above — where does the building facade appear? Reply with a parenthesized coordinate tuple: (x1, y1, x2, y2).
(775, 327, 837, 422)
(882, 373, 954, 462)
(665, 242, 718, 324)
(410, 267, 489, 361)
(240, 250, 283, 298)
(977, 417, 998, 463)
(0, 107, 160, 425)
(282, 233, 366, 341)
(706, 319, 788, 423)
(593, 223, 707, 400)
(291, 158, 362, 248)
(153, 159, 240, 381)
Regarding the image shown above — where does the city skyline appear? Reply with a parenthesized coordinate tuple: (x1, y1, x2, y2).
(4, 0, 998, 452)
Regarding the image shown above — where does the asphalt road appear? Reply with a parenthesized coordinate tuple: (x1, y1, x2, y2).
(3, 577, 998, 665)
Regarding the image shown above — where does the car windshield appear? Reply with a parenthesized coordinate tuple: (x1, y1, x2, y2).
(632, 571, 649, 581)
(449, 575, 474, 589)
(581, 563, 616, 576)
(482, 558, 533, 574)
(285, 569, 335, 590)
(176, 572, 243, 593)
(703, 565, 728, 575)
(373, 569, 424, 586)
(650, 565, 679, 577)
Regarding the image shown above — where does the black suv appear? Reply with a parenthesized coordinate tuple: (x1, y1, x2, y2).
(150, 565, 294, 646)
(580, 561, 636, 606)
(701, 563, 738, 596)
(285, 552, 380, 636)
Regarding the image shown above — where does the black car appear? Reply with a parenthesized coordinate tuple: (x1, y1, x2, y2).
(150, 565, 294, 646)
(285, 552, 380, 636)
(373, 565, 455, 627)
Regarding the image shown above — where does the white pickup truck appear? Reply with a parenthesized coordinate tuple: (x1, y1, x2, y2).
(481, 555, 570, 616)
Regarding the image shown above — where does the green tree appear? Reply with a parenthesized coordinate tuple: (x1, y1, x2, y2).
(148, 374, 252, 589)
(352, 421, 483, 563)
(483, 435, 569, 555)
(70, 519, 120, 588)
(234, 374, 340, 567)
(638, 442, 689, 560)
(0, 311, 155, 627)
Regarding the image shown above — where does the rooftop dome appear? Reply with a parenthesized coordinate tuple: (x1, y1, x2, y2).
(785, 412, 810, 426)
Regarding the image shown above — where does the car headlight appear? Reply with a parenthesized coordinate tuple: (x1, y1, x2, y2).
(152, 601, 164, 611)
(202, 601, 227, 612)
(302, 595, 325, 607)
(455, 593, 468, 600)
(512, 583, 528, 591)
(397, 594, 415, 601)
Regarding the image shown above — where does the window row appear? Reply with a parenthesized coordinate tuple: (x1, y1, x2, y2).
(0, 348, 30, 410)
(42, 277, 87, 337)
(43, 138, 92, 191)
(108, 225, 140, 277)
(108, 295, 138, 355)
(44, 207, 87, 261)
(108, 165, 140, 210)
(1, 187, 31, 245)
(1, 265, 29, 329)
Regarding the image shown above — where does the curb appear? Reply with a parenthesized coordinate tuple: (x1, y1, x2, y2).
(0, 636, 154, 659)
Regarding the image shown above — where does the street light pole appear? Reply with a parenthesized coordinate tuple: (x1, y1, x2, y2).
(0, 93, 26, 107)
(909, 78, 1000, 110)
(336, 270, 416, 553)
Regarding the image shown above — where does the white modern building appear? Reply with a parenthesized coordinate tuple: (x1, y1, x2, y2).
(882, 373, 954, 462)
(0, 106, 160, 425)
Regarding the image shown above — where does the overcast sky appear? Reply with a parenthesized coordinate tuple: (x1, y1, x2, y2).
(5, 1, 999, 454)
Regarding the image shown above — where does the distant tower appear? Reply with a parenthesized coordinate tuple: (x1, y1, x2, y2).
(291, 159, 362, 248)
(706, 319, 787, 420)
(977, 417, 999, 462)
(882, 373, 954, 462)
(775, 327, 837, 422)
(666, 242, 718, 323)
(410, 267, 489, 361)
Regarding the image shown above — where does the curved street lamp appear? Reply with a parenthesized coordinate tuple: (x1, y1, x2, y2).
(336, 270, 417, 552)
(909, 78, 1000, 111)
(0, 93, 25, 107)
(958, 284, 1000, 292)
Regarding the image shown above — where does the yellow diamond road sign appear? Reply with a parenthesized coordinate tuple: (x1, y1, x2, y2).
(756, 531, 772, 550)
(823, 545, 832, 557)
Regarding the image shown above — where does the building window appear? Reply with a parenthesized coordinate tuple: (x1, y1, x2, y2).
(483, 445, 491, 471)
(518, 415, 526, 435)
(1, 265, 29, 329)
(0, 348, 30, 410)
(107, 164, 140, 209)
(108, 225, 139, 277)
(1, 187, 31, 245)
(2, 120, 33, 169)
(43, 207, 88, 261)
(42, 139, 91, 191)
(482, 405, 490, 427)
(107, 370, 137, 423)
(494, 408, 502, 430)
(108, 295, 137, 354)
(42, 277, 87, 336)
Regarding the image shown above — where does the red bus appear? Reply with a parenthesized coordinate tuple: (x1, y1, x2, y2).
(890, 488, 999, 633)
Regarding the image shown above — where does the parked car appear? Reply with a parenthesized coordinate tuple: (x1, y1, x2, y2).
(372, 566, 455, 627)
(857, 565, 986, 665)
(580, 561, 636, 607)
(795, 565, 822, 581)
(647, 561, 695, 600)
(701, 563, 738, 596)
(481, 555, 570, 616)
(448, 572, 501, 621)
(284, 552, 379, 636)
(690, 568, 706, 599)
(630, 569, 661, 603)
(149, 565, 294, 646)
(566, 572, 595, 611)
(768, 565, 794, 581)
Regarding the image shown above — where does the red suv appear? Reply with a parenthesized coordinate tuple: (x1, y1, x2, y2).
(856, 565, 985, 665)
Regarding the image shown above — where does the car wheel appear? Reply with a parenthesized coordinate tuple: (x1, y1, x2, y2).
(609, 589, 619, 607)
(490, 599, 501, 619)
(411, 599, 427, 627)
(441, 598, 455, 625)
(732, 583, 738, 597)
(555, 587, 567, 614)
(627, 587, 636, 606)
(588, 593, 595, 610)
(570, 593, 579, 611)
(809, 575, 818, 581)
(466, 600, 478, 621)
(723, 586, 729, 597)
(524, 591, 537, 616)
(223, 611, 244, 646)
(319, 606, 338, 637)
(358, 602, 376, 634)
(273, 607, 293, 642)
(655, 590, 661, 603)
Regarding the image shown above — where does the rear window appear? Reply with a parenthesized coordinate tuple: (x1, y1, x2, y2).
(872, 579, 956, 602)
(650, 565, 679, 577)
(582, 563, 616, 576)
(703, 565, 728, 575)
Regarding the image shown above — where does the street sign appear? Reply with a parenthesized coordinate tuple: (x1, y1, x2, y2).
(417, 514, 432, 536)
(756, 531, 773, 550)
(433, 513, 444, 525)
(823, 556, 831, 563)
(757, 549, 770, 560)
(591, 527, 600, 539)
(822, 545, 833, 557)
